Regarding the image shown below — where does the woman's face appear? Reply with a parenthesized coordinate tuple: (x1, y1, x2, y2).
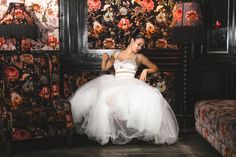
(131, 38, 145, 53)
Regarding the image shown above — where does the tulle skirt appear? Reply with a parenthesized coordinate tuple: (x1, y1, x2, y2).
(69, 74, 179, 145)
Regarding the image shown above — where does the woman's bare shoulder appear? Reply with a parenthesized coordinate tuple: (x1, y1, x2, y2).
(137, 53, 148, 60)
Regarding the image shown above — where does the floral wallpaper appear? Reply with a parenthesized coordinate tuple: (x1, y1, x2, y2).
(0, 0, 59, 51)
(87, 0, 177, 49)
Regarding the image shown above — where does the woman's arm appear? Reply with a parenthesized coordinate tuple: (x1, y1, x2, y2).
(101, 52, 115, 71)
(137, 54, 158, 81)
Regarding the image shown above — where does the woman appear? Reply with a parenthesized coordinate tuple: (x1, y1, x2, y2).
(69, 29, 179, 145)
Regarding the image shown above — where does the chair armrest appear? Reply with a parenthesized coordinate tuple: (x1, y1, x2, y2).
(145, 72, 174, 105)
(63, 71, 103, 99)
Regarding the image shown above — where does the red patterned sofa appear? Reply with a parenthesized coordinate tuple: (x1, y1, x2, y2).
(195, 100, 236, 157)
(0, 51, 73, 155)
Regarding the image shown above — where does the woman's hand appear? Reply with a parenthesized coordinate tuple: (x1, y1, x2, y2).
(102, 53, 109, 62)
(139, 69, 147, 81)
(101, 53, 114, 71)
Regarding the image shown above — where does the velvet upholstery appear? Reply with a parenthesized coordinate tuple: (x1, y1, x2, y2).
(195, 100, 236, 157)
(0, 51, 73, 153)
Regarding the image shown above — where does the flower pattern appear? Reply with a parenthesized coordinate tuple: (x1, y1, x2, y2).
(0, 0, 59, 50)
(0, 52, 73, 141)
(195, 100, 236, 157)
(88, 0, 177, 49)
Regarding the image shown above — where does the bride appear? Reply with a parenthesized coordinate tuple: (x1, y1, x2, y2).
(69, 29, 179, 145)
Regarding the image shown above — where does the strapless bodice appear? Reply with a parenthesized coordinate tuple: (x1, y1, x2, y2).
(114, 59, 138, 78)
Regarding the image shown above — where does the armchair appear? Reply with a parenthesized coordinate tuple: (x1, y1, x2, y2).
(63, 71, 175, 106)
(0, 51, 73, 155)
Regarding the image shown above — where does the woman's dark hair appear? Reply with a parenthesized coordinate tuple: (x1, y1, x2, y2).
(131, 28, 145, 40)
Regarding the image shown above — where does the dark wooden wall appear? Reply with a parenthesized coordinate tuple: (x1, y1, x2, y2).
(184, 0, 236, 131)
(59, 0, 236, 132)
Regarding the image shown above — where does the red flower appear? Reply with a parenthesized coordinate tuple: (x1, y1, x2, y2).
(39, 87, 51, 100)
(21, 38, 32, 51)
(51, 84, 60, 97)
(13, 8, 24, 20)
(20, 54, 34, 64)
(87, 0, 101, 12)
(220, 123, 226, 137)
(200, 109, 206, 122)
(141, 0, 154, 12)
(13, 129, 31, 141)
(117, 18, 132, 31)
(224, 147, 230, 157)
(4, 66, 19, 81)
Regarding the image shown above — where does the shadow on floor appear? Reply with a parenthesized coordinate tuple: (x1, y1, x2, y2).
(0, 132, 222, 157)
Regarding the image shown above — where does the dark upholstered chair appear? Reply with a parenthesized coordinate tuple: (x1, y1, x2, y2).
(0, 51, 73, 155)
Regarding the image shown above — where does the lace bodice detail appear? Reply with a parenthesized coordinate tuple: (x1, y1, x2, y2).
(114, 52, 138, 78)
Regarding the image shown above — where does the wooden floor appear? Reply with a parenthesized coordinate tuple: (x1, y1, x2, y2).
(0, 133, 222, 157)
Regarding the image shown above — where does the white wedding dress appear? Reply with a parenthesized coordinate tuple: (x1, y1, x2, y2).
(69, 52, 179, 145)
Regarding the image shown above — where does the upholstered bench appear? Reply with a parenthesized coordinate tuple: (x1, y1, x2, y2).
(194, 100, 236, 157)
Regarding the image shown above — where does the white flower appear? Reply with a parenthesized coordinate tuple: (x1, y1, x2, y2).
(103, 11, 113, 22)
(119, 7, 127, 16)
(156, 12, 166, 23)
(102, 4, 111, 11)
(154, 5, 164, 12)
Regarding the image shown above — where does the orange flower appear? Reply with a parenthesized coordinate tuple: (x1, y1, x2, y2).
(117, 18, 132, 31)
(155, 39, 168, 48)
(87, 0, 101, 12)
(134, 0, 142, 4)
(47, 8, 54, 16)
(172, 8, 182, 24)
(48, 35, 58, 49)
(141, 0, 154, 12)
(185, 10, 200, 26)
(10, 92, 23, 108)
(4, 66, 19, 81)
(0, 37, 5, 47)
(31, 3, 41, 13)
(103, 38, 115, 49)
